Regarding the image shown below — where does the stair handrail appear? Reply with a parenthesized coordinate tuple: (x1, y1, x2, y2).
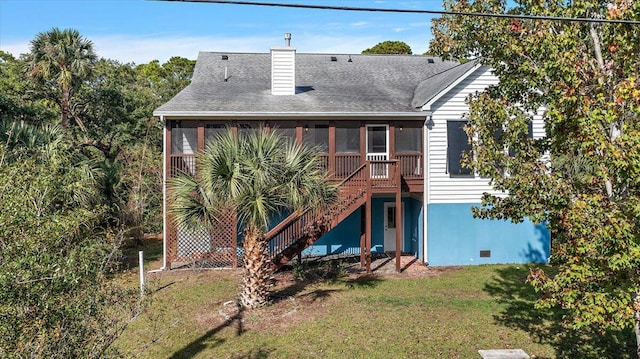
(264, 162, 367, 239)
(264, 162, 369, 258)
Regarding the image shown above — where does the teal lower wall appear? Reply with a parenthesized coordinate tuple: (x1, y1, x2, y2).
(303, 197, 423, 257)
(427, 203, 550, 266)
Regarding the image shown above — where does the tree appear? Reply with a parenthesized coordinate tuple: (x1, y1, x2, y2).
(0, 122, 142, 357)
(0, 51, 56, 125)
(27, 27, 97, 130)
(430, 0, 640, 355)
(169, 129, 336, 308)
(362, 40, 413, 54)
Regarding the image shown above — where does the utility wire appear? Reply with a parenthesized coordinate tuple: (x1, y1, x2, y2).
(155, 0, 640, 25)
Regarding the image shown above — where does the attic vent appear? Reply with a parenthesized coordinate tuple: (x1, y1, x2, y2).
(330, 56, 337, 62)
(221, 55, 228, 60)
(427, 58, 435, 64)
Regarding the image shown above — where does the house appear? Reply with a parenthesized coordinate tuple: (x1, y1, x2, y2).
(153, 35, 550, 271)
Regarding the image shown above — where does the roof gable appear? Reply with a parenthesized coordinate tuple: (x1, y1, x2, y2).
(410, 60, 480, 110)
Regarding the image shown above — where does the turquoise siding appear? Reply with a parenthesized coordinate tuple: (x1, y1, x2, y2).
(303, 197, 423, 257)
(427, 203, 550, 266)
(303, 207, 363, 256)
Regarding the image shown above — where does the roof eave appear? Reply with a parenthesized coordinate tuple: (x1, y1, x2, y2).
(153, 111, 426, 118)
(420, 63, 482, 112)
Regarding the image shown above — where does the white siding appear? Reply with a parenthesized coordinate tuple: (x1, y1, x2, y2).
(428, 66, 504, 204)
(531, 108, 545, 139)
(271, 47, 296, 96)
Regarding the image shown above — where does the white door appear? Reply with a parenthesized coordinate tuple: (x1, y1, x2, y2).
(383, 202, 404, 252)
(366, 124, 389, 178)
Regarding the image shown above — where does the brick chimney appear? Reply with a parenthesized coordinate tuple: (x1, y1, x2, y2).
(271, 33, 295, 96)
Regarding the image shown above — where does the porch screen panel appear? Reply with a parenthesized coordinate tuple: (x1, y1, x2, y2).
(205, 124, 226, 147)
(335, 124, 360, 176)
(238, 123, 258, 139)
(336, 125, 360, 153)
(170, 122, 197, 177)
(446, 120, 473, 176)
(171, 125, 197, 154)
(395, 125, 421, 153)
(303, 124, 328, 152)
(272, 122, 296, 144)
(395, 123, 422, 177)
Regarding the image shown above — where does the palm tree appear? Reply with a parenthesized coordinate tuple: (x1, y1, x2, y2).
(169, 128, 336, 308)
(28, 28, 96, 130)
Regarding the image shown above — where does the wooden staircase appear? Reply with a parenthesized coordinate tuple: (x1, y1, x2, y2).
(266, 163, 370, 270)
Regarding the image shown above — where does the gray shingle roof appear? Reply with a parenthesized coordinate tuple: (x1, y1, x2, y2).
(411, 60, 479, 109)
(154, 52, 471, 116)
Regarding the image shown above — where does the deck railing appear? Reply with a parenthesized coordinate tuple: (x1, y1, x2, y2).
(397, 152, 422, 179)
(334, 153, 361, 178)
(170, 154, 196, 177)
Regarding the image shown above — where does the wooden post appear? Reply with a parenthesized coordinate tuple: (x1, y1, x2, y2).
(296, 120, 303, 145)
(360, 120, 366, 164)
(389, 121, 396, 161)
(197, 122, 205, 152)
(360, 205, 366, 267)
(329, 121, 336, 176)
(231, 122, 238, 138)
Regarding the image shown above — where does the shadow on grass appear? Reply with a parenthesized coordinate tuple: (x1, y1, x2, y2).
(344, 273, 384, 289)
(270, 272, 345, 305)
(485, 266, 634, 359)
(271, 259, 385, 304)
(168, 306, 266, 358)
(232, 348, 273, 358)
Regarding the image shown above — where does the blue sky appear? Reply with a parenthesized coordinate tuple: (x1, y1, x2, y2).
(0, 0, 443, 64)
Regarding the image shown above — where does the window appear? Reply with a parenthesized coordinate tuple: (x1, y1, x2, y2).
(336, 123, 360, 153)
(303, 124, 329, 152)
(171, 122, 197, 154)
(395, 123, 421, 153)
(447, 121, 473, 176)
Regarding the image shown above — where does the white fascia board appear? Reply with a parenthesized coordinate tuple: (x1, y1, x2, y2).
(420, 63, 482, 112)
(423, 119, 429, 265)
(153, 111, 425, 118)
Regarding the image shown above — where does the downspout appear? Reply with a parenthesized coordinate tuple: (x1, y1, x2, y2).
(422, 110, 432, 265)
(158, 115, 168, 271)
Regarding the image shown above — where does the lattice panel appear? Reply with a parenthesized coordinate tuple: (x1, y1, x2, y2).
(166, 210, 239, 269)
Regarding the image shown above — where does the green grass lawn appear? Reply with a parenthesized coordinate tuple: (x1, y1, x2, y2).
(115, 248, 635, 359)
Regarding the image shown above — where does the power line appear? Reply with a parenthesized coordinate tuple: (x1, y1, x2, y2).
(155, 0, 640, 25)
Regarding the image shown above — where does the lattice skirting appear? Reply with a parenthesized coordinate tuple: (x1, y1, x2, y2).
(167, 211, 240, 269)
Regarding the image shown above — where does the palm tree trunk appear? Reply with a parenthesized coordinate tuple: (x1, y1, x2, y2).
(61, 86, 70, 130)
(238, 227, 271, 309)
